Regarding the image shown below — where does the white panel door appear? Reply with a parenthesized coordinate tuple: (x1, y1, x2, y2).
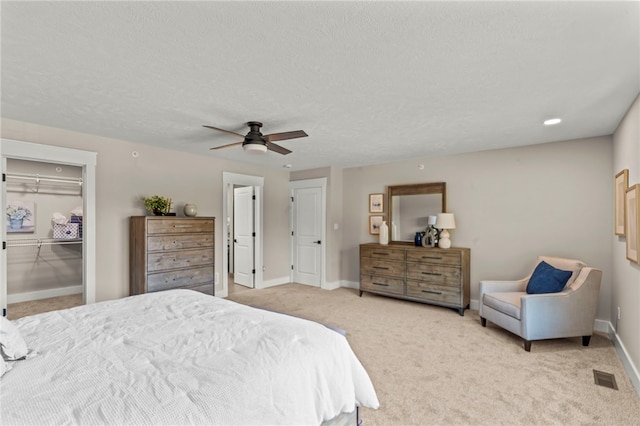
(233, 186, 254, 288)
(292, 186, 322, 287)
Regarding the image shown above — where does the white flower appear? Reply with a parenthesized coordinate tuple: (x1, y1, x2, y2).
(7, 205, 31, 221)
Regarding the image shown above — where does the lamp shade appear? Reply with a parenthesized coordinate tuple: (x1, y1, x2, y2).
(243, 143, 268, 154)
(427, 215, 437, 226)
(435, 213, 456, 229)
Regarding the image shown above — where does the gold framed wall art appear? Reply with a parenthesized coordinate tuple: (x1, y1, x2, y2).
(625, 184, 640, 264)
(615, 169, 629, 236)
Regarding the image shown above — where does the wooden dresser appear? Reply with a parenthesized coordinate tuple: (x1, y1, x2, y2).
(360, 243, 470, 315)
(130, 216, 215, 296)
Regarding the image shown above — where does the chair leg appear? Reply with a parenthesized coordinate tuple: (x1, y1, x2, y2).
(481, 317, 486, 327)
(523, 340, 532, 352)
(582, 335, 592, 347)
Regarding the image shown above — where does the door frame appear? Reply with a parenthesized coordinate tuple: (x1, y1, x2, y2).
(1, 138, 97, 316)
(289, 178, 327, 288)
(221, 172, 263, 297)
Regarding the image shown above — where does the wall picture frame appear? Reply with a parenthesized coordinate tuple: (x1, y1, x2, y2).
(625, 184, 639, 264)
(369, 193, 384, 213)
(615, 169, 629, 236)
(6, 200, 35, 233)
(369, 215, 384, 235)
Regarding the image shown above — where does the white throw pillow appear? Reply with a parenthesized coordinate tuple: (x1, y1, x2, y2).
(0, 316, 29, 360)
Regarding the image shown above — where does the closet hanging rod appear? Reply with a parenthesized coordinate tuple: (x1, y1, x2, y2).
(6, 238, 82, 247)
(5, 172, 83, 186)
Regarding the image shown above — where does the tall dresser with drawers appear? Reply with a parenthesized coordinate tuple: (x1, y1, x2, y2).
(360, 243, 470, 315)
(130, 216, 215, 296)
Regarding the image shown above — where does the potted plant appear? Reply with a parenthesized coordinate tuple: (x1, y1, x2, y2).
(142, 195, 172, 216)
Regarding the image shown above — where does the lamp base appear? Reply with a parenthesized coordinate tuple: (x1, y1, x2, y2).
(438, 229, 451, 249)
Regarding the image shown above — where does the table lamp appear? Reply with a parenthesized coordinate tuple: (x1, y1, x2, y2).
(435, 213, 456, 249)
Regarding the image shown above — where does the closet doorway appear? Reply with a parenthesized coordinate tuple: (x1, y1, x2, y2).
(221, 172, 263, 298)
(1, 139, 96, 318)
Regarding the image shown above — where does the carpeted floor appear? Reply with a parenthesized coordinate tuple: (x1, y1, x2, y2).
(228, 284, 640, 426)
(7, 293, 83, 320)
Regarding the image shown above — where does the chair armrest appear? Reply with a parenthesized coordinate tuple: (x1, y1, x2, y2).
(479, 279, 528, 294)
(478, 278, 528, 317)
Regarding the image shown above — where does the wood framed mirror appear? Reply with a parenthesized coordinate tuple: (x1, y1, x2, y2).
(387, 182, 446, 244)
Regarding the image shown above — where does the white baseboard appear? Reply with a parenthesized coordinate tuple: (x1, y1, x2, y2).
(8, 285, 82, 304)
(322, 281, 341, 290)
(606, 321, 640, 397)
(338, 280, 359, 290)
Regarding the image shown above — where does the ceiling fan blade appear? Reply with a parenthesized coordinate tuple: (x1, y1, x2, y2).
(266, 142, 292, 155)
(264, 130, 308, 142)
(203, 125, 246, 138)
(210, 141, 244, 150)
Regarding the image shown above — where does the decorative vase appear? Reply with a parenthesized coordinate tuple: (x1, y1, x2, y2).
(379, 220, 389, 245)
(414, 232, 423, 247)
(9, 219, 23, 229)
(184, 204, 197, 217)
(152, 208, 164, 216)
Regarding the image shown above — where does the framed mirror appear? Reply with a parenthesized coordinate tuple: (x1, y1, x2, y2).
(387, 182, 446, 244)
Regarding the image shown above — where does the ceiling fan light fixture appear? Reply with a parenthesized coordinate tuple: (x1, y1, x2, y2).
(243, 143, 268, 154)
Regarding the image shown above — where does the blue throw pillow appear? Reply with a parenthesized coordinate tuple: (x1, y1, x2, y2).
(526, 261, 573, 294)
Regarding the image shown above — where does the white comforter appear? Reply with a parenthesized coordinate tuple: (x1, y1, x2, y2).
(1, 290, 379, 425)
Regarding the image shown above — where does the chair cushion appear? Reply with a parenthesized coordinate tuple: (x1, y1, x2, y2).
(526, 261, 572, 294)
(483, 292, 523, 320)
(536, 256, 586, 289)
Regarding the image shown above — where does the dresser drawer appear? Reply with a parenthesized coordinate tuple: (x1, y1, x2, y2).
(406, 250, 460, 266)
(361, 257, 404, 277)
(361, 246, 405, 261)
(406, 263, 460, 286)
(147, 266, 214, 292)
(406, 280, 460, 304)
(147, 248, 214, 272)
(148, 219, 215, 235)
(147, 234, 214, 251)
(360, 275, 404, 296)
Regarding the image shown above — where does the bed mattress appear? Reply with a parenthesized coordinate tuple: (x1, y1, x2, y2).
(1, 289, 379, 425)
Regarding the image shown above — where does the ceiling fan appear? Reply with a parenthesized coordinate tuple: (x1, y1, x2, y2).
(204, 121, 308, 155)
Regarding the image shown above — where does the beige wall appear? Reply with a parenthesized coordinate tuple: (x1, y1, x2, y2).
(341, 136, 613, 320)
(612, 93, 640, 382)
(2, 118, 292, 302)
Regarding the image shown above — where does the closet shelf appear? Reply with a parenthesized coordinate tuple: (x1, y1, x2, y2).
(5, 172, 83, 194)
(6, 238, 82, 247)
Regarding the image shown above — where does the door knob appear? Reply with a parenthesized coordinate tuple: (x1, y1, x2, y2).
(315, 240, 321, 245)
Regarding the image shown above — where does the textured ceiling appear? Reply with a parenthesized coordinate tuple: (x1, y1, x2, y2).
(1, 1, 639, 171)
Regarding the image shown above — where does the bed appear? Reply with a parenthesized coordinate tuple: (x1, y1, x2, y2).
(0, 289, 379, 425)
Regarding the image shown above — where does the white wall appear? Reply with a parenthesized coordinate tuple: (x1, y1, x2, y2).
(341, 136, 613, 320)
(612, 93, 640, 388)
(1, 118, 292, 302)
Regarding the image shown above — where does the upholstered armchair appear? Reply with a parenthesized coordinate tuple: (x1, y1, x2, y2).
(479, 256, 602, 352)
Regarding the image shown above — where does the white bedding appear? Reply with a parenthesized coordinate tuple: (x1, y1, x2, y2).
(1, 289, 379, 425)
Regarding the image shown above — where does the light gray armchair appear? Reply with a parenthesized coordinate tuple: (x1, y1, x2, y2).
(479, 256, 602, 352)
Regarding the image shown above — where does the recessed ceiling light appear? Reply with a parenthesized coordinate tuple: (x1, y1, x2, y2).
(543, 118, 562, 126)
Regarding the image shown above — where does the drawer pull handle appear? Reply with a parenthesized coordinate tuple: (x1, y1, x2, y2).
(373, 266, 389, 270)
(422, 256, 442, 260)
(421, 272, 442, 276)
(373, 282, 390, 287)
(421, 289, 442, 295)
(373, 252, 389, 256)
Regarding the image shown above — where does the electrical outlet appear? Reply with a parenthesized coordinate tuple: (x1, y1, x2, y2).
(617, 306, 621, 320)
